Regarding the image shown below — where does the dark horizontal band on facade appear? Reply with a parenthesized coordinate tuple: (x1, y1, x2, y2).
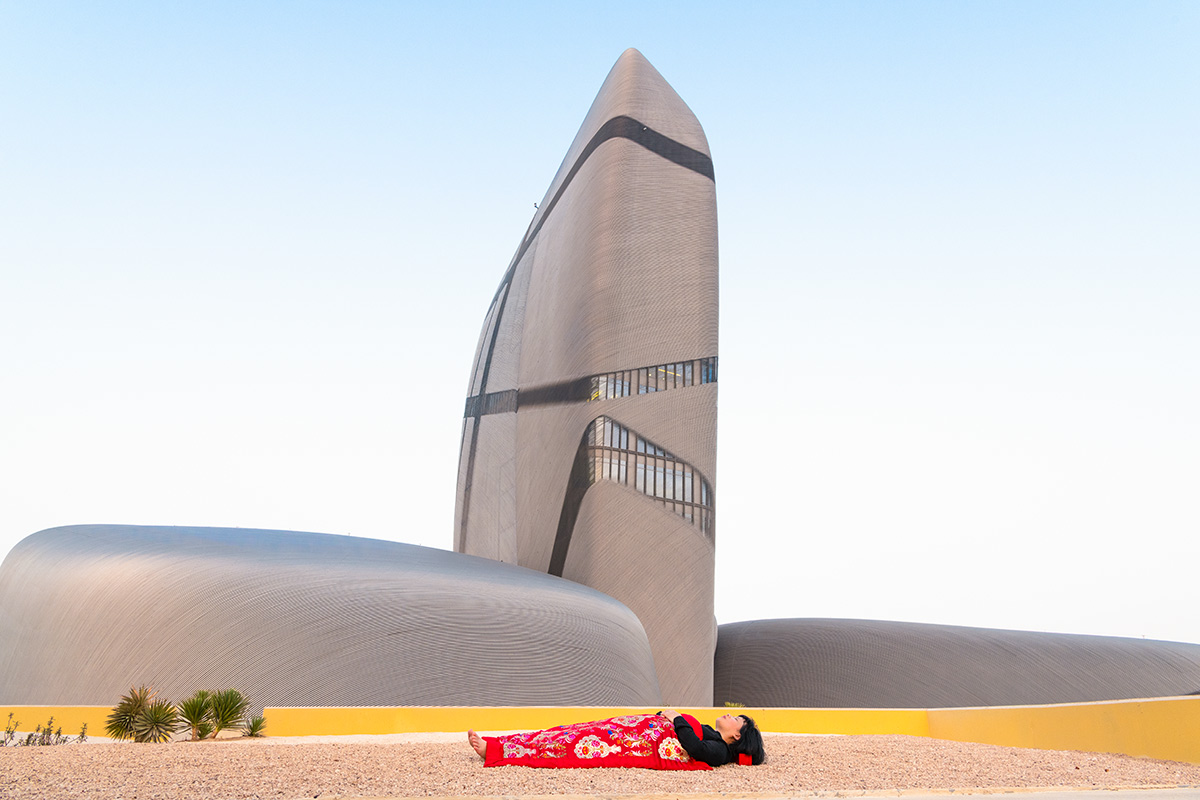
(487, 115, 715, 308)
(463, 357, 717, 418)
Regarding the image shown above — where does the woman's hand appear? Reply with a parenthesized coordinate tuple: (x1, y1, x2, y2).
(658, 708, 681, 720)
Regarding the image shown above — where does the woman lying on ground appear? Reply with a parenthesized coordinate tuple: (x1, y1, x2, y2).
(466, 709, 765, 770)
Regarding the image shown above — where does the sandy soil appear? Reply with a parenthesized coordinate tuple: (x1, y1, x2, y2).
(3, 733, 1199, 800)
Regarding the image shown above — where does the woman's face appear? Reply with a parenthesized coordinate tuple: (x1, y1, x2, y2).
(714, 713, 743, 741)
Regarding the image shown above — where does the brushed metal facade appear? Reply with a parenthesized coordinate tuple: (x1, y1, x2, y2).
(454, 49, 719, 705)
(714, 618, 1200, 708)
(0, 525, 662, 708)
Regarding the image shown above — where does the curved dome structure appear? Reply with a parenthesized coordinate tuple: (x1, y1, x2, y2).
(454, 47, 719, 705)
(0, 525, 662, 709)
(714, 618, 1200, 708)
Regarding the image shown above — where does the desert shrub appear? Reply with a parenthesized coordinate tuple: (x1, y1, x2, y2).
(1, 714, 86, 747)
(132, 699, 180, 743)
(105, 685, 254, 742)
(209, 688, 249, 738)
(106, 685, 153, 740)
(28, 718, 67, 746)
(242, 715, 266, 737)
(178, 690, 212, 741)
(107, 686, 183, 742)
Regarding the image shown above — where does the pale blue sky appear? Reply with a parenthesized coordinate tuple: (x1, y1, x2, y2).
(2, 2, 1197, 644)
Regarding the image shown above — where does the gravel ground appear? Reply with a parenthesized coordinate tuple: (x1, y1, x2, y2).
(3, 733, 1200, 800)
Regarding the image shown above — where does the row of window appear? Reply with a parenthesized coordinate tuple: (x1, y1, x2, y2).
(583, 416, 713, 536)
(589, 357, 717, 402)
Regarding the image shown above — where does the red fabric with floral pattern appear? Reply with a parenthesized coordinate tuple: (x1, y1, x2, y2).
(482, 714, 712, 770)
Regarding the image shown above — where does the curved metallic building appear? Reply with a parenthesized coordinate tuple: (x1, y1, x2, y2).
(454, 48, 719, 705)
(714, 618, 1200, 708)
(0, 525, 662, 708)
(8, 50, 1196, 717)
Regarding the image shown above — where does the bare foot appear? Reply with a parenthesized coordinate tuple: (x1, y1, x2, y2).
(467, 729, 487, 760)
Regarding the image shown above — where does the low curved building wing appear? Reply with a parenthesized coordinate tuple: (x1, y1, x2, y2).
(0, 525, 662, 709)
(714, 618, 1200, 708)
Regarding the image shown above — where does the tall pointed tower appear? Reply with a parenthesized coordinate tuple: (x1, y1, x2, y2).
(455, 49, 718, 704)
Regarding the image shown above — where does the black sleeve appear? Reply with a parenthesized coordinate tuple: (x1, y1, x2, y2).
(670, 716, 730, 767)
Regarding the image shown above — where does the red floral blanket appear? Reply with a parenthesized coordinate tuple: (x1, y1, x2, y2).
(482, 714, 711, 770)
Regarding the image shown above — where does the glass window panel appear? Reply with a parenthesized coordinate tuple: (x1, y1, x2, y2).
(684, 471, 693, 503)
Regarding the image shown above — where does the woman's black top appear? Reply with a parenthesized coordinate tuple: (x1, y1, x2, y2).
(669, 715, 734, 767)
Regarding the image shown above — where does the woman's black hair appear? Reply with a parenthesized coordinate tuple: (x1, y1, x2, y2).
(733, 714, 766, 765)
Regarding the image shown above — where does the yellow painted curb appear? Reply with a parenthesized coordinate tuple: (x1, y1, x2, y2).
(0, 705, 108, 738)
(927, 695, 1200, 765)
(259, 706, 929, 738)
(6, 697, 1197, 765)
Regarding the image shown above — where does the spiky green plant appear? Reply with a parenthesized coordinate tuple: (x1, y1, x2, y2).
(106, 685, 153, 740)
(208, 688, 249, 738)
(132, 699, 179, 743)
(178, 690, 212, 741)
(242, 715, 266, 737)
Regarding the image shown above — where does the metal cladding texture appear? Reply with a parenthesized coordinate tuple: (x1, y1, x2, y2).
(454, 48, 719, 705)
(714, 618, 1200, 708)
(0, 525, 662, 708)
